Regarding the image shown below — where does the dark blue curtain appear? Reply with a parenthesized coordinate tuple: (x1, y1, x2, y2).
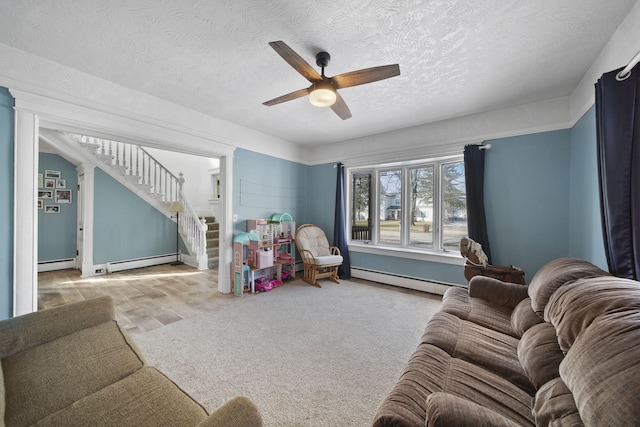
(333, 162, 351, 279)
(464, 144, 492, 264)
(596, 62, 640, 280)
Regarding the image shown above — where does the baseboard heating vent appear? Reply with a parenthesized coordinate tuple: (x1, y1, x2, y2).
(351, 267, 465, 296)
(106, 254, 176, 273)
(38, 258, 76, 272)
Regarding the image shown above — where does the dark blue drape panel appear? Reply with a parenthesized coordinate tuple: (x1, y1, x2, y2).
(596, 63, 640, 280)
(333, 162, 351, 279)
(464, 144, 492, 264)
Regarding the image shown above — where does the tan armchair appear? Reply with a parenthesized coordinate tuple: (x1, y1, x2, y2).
(295, 224, 344, 287)
(460, 237, 526, 285)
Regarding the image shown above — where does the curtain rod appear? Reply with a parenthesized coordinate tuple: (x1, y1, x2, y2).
(479, 144, 492, 150)
(617, 49, 640, 81)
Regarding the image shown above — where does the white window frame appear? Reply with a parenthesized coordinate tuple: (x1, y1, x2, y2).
(346, 155, 466, 264)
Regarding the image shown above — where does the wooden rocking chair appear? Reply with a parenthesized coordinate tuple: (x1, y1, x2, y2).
(295, 224, 344, 287)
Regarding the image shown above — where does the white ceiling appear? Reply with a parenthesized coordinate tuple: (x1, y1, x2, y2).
(0, 1, 636, 146)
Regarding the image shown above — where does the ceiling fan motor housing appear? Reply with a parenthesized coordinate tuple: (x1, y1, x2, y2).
(316, 51, 331, 69)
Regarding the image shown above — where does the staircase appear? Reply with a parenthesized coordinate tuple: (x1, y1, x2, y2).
(64, 132, 216, 270)
(203, 217, 219, 269)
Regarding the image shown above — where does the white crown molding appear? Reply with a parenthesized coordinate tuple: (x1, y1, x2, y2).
(307, 96, 573, 166)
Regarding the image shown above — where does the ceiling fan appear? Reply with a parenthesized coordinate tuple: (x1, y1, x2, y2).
(263, 40, 400, 120)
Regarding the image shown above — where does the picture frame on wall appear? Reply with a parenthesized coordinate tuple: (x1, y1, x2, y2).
(44, 178, 56, 189)
(44, 170, 61, 179)
(55, 189, 72, 204)
(56, 179, 66, 188)
(38, 190, 53, 199)
(44, 205, 60, 214)
(38, 200, 43, 209)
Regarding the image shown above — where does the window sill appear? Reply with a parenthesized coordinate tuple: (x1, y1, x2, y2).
(348, 242, 466, 266)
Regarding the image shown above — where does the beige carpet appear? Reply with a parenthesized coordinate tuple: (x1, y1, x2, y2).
(133, 278, 442, 426)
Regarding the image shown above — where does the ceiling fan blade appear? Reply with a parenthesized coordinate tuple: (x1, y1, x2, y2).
(269, 41, 322, 83)
(330, 92, 352, 120)
(331, 64, 400, 89)
(263, 88, 309, 106)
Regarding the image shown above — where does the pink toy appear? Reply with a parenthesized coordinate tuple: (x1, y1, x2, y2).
(254, 277, 274, 292)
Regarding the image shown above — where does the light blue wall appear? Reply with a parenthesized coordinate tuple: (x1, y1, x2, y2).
(484, 130, 572, 280)
(233, 149, 309, 233)
(93, 169, 177, 264)
(308, 163, 336, 241)
(38, 154, 78, 262)
(0, 87, 14, 319)
(568, 106, 607, 269)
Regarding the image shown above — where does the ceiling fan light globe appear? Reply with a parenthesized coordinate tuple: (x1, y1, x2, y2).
(309, 82, 337, 107)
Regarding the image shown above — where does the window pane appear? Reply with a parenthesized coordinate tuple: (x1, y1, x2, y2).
(409, 166, 434, 248)
(379, 170, 402, 244)
(441, 161, 467, 251)
(351, 173, 371, 241)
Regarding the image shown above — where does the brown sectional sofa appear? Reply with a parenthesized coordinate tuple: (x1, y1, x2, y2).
(373, 258, 640, 426)
(0, 296, 263, 427)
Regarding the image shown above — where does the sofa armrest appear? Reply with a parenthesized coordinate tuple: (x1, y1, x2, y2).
(0, 296, 115, 359)
(197, 396, 263, 427)
(468, 276, 529, 309)
(426, 393, 521, 427)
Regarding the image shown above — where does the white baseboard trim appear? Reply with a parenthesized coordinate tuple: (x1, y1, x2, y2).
(350, 267, 466, 296)
(37, 258, 76, 272)
(106, 254, 176, 273)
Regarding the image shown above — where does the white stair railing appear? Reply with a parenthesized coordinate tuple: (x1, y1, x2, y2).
(67, 132, 209, 268)
(178, 190, 208, 269)
(68, 133, 181, 203)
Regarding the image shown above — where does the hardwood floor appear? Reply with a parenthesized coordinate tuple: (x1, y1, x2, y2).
(38, 264, 234, 334)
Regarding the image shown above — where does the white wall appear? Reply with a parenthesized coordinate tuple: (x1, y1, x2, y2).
(144, 147, 220, 217)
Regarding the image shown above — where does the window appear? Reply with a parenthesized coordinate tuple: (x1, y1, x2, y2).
(349, 156, 466, 253)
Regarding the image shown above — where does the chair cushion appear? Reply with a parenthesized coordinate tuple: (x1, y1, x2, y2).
(312, 255, 343, 266)
(296, 225, 332, 257)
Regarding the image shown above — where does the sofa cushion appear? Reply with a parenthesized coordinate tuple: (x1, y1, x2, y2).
(545, 276, 640, 352)
(533, 377, 583, 427)
(3, 321, 144, 426)
(0, 295, 115, 359)
(372, 344, 535, 427)
(35, 367, 207, 426)
(560, 310, 640, 427)
(511, 298, 544, 337)
(426, 392, 523, 427)
(440, 287, 516, 337)
(518, 323, 564, 389)
(527, 258, 608, 318)
(422, 312, 533, 394)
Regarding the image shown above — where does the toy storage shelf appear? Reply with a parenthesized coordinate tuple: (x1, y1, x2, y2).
(232, 213, 296, 296)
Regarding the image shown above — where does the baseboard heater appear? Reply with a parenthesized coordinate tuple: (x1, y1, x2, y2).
(351, 266, 465, 296)
(38, 258, 76, 272)
(106, 254, 176, 273)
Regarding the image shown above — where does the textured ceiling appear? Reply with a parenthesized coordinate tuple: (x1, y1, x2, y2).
(0, 0, 636, 146)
